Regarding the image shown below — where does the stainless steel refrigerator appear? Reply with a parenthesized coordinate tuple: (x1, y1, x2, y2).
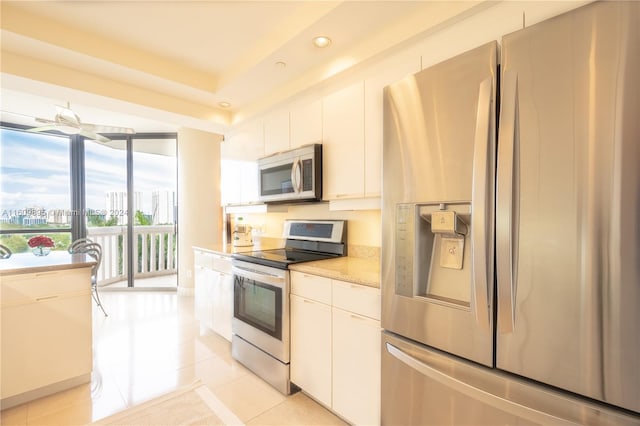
(381, 2, 640, 424)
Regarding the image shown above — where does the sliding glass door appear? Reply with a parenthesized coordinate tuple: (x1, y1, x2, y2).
(131, 137, 177, 288)
(84, 138, 129, 287)
(84, 135, 177, 289)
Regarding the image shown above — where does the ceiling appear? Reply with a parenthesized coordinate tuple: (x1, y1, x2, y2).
(0, 1, 487, 135)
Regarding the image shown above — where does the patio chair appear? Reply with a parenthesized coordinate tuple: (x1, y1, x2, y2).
(0, 244, 12, 259)
(69, 240, 107, 316)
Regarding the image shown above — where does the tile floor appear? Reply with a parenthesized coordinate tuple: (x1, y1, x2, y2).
(1, 291, 347, 426)
(102, 274, 179, 289)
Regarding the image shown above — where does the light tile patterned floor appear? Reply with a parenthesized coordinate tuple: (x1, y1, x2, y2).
(1, 291, 347, 426)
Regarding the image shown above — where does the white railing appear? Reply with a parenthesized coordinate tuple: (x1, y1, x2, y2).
(87, 225, 177, 285)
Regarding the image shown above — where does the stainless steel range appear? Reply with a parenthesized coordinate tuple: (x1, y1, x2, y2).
(231, 219, 347, 395)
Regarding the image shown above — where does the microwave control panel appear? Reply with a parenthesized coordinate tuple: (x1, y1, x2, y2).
(302, 159, 313, 191)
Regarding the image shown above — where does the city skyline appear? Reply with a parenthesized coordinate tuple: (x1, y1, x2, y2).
(0, 129, 176, 220)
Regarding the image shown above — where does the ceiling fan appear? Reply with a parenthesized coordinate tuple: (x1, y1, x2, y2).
(26, 102, 135, 143)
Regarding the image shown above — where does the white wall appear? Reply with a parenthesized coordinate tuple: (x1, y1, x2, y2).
(177, 127, 223, 293)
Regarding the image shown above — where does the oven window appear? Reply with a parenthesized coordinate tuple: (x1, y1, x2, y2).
(261, 164, 294, 195)
(234, 275, 283, 340)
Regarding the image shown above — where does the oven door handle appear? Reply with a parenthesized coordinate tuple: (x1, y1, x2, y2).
(232, 265, 286, 288)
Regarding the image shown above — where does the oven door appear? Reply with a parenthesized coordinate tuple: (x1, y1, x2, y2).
(232, 260, 290, 363)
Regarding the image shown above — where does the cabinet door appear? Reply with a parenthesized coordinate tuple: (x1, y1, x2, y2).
(194, 264, 215, 330)
(212, 272, 233, 342)
(264, 109, 290, 155)
(222, 120, 264, 161)
(332, 307, 381, 426)
(290, 294, 332, 407)
(221, 120, 263, 204)
(322, 81, 365, 200)
(290, 99, 322, 149)
(1, 269, 92, 400)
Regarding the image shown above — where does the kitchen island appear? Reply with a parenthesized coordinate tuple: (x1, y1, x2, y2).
(0, 251, 96, 410)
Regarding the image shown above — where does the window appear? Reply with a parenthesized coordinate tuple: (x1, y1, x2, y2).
(0, 128, 72, 252)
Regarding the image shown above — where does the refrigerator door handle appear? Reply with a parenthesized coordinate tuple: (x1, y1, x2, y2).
(471, 77, 493, 331)
(496, 71, 518, 333)
(385, 342, 575, 426)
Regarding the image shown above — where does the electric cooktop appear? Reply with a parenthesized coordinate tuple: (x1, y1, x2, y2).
(232, 219, 347, 270)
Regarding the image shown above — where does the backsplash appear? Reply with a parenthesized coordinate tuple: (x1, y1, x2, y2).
(347, 244, 380, 260)
(229, 202, 381, 248)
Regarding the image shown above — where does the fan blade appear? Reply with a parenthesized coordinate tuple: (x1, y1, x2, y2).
(29, 125, 80, 135)
(28, 125, 58, 133)
(78, 129, 111, 143)
(81, 123, 135, 134)
(35, 117, 58, 125)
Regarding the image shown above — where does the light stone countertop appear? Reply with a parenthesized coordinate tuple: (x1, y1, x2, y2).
(192, 237, 284, 257)
(193, 239, 380, 288)
(289, 256, 380, 289)
(0, 251, 96, 276)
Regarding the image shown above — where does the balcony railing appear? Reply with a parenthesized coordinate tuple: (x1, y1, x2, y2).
(87, 225, 177, 286)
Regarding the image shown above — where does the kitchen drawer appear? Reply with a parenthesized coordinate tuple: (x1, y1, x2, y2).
(194, 250, 215, 269)
(1, 268, 92, 305)
(332, 279, 381, 320)
(290, 271, 331, 304)
(194, 250, 232, 274)
(211, 256, 232, 274)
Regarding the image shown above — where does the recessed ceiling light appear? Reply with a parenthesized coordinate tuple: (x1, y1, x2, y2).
(313, 36, 332, 48)
(275, 61, 287, 68)
(218, 102, 231, 108)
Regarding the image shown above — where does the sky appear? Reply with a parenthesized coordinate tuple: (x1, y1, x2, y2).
(0, 129, 176, 215)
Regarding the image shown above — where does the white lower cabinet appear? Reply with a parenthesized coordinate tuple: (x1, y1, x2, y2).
(1, 267, 93, 407)
(195, 263, 216, 330)
(194, 249, 233, 341)
(211, 272, 233, 341)
(332, 307, 381, 426)
(290, 271, 381, 425)
(290, 294, 332, 407)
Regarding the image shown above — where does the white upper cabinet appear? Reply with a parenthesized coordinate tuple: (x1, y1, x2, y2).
(222, 119, 264, 161)
(290, 99, 322, 149)
(322, 81, 365, 200)
(220, 159, 259, 205)
(221, 120, 263, 205)
(264, 109, 290, 156)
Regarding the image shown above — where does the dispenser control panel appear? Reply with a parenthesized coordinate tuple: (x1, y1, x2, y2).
(395, 204, 415, 297)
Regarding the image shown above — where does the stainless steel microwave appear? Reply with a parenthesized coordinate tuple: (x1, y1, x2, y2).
(258, 144, 322, 203)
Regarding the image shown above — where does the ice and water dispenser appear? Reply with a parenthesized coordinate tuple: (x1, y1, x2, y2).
(395, 202, 472, 308)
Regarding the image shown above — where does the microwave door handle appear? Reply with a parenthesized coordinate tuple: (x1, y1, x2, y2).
(291, 159, 302, 193)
